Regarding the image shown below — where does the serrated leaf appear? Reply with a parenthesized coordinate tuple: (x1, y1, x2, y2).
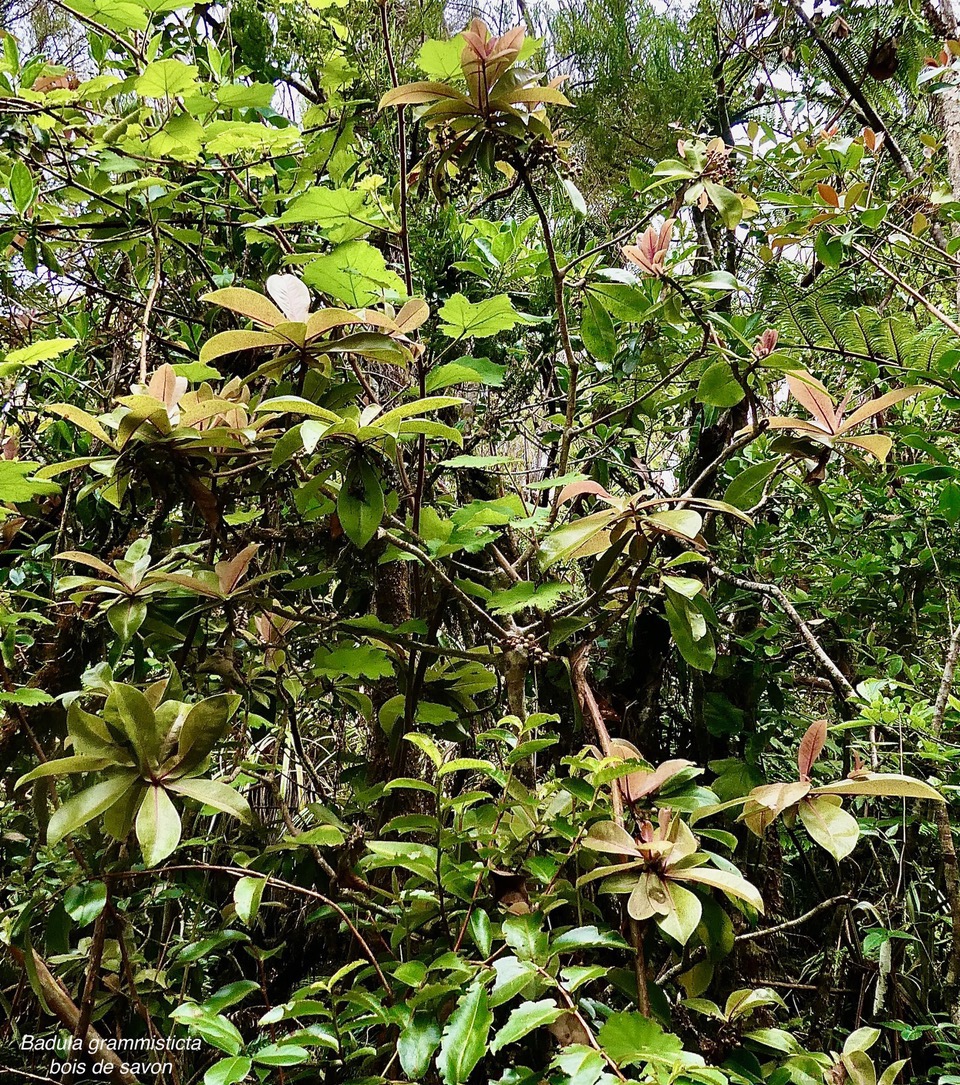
(135, 59, 199, 98)
(490, 999, 562, 1054)
(436, 983, 492, 1084)
(438, 293, 523, 338)
(398, 1013, 442, 1077)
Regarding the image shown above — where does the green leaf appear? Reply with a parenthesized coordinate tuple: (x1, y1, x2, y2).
(436, 983, 493, 1085)
(9, 161, 36, 215)
(398, 1013, 442, 1078)
(811, 774, 944, 802)
(279, 188, 384, 243)
(302, 241, 405, 306)
(252, 1043, 310, 1066)
(724, 461, 777, 509)
(172, 693, 241, 775)
(581, 294, 616, 363)
(674, 866, 764, 913)
(416, 36, 466, 79)
(552, 1045, 606, 1085)
(843, 1027, 881, 1055)
(425, 356, 506, 392)
(201, 287, 286, 327)
(490, 999, 562, 1053)
(686, 270, 741, 292)
(167, 778, 255, 823)
(69, 0, 148, 31)
(255, 397, 340, 423)
(135, 59, 199, 98)
(940, 480, 960, 525)
(489, 580, 572, 616)
(0, 688, 54, 707)
(656, 881, 702, 945)
(596, 1012, 684, 1066)
(48, 772, 137, 846)
(5, 338, 77, 365)
(111, 682, 161, 766)
(216, 83, 276, 108)
(107, 599, 147, 644)
(816, 228, 843, 269)
(204, 981, 261, 1013)
(204, 1057, 251, 1085)
(337, 459, 384, 548)
(313, 644, 393, 679)
(841, 1049, 878, 1085)
(697, 361, 744, 407)
(173, 1005, 244, 1056)
(0, 461, 61, 503)
(16, 755, 114, 789)
(550, 925, 630, 953)
(63, 881, 107, 925)
(664, 586, 715, 671)
(704, 181, 743, 228)
(490, 956, 537, 1007)
(135, 784, 182, 867)
(540, 510, 614, 569)
(438, 293, 523, 339)
(798, 796, 859, 860)
(503, 913, 549, 962)
(280, 826, 345, 847)
(234, 876, 265, 925)
(173, 362, 223, 382)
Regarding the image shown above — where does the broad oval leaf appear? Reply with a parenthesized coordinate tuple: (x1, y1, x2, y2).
(135, 783, 182, 867)
(797, 795, 859, 861)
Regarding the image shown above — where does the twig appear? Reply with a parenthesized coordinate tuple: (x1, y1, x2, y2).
(658, 895, 854, 984)
(709, 564, 856, 700)
(138, 234, 162, 384)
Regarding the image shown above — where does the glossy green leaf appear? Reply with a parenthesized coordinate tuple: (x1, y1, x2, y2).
(436, 983, 493, 1084)
(135, 784, 182, 866)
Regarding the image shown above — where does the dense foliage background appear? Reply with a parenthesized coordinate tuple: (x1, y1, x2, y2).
(4, 1, 960, 1083)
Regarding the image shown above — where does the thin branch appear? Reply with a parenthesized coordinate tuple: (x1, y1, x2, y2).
(709, 564, 856, 699)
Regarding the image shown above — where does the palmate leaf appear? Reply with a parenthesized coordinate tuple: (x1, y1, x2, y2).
(437, 293, 524, 338)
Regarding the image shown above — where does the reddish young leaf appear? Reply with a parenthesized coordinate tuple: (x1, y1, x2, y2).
(797, 719, 828, 780)
(557, 480, 613, 505)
